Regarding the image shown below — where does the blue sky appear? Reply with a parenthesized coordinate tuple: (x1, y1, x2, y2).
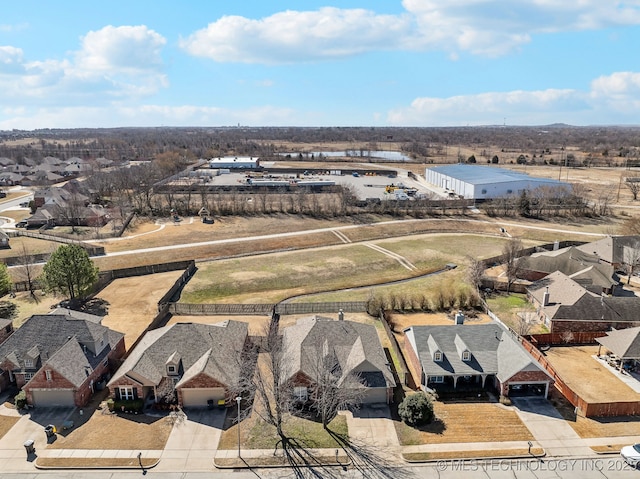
(1, 1, 639, 129)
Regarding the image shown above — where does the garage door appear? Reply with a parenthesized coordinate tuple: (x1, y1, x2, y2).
(181, 388, 225, 407)
(508, 383, 547, 397)
(31, 389, 75, 407)
(361, 388, 388, 404)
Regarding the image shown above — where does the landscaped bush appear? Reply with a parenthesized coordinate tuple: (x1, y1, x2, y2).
(114, 399, 144, 413)
(14, 390, 27, 409)
(106, 398, 115, 411)
(398, 392, 434, 426)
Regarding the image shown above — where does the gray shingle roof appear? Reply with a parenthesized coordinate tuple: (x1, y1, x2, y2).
(282, 316, 395, 389)
(108, 321, 248, 389)
(0, 314, 123, 385)
(527, 271, 595, 319)
(405, 323, 549, 382)
(521, 247, 615, 290)
(596, 326, 640, 359)
(576, 236, 640, 265)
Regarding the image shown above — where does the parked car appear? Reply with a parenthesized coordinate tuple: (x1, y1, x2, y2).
(15, 220, 27, 228)
(621, 444, 640, 467)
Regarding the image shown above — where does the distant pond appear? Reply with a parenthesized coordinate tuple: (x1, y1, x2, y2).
(279, 150, 413, 162)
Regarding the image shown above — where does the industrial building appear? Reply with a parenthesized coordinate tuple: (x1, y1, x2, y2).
(209, 156, 260, 169)
(425, 164, 570, 200)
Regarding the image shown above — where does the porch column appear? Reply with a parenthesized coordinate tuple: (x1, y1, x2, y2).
(597, 344, 602, 356)
(453, 376, 459, 389)
(481, 374, 488, 387)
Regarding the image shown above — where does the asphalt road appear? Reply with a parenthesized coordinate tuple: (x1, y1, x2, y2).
(0, 457, 637, 478)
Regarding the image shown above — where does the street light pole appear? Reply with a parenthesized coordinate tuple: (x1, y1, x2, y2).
(236, 396, 242, 458)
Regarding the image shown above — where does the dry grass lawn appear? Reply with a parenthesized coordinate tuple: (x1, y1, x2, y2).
(49, 408, 172, 450)
(0, 415, 20, 440)
(395, 401, 534, 445)
(545, 346, 639, 403)
(403, 448, 545, 461)
(9, 291, 61, 326)
(36, 457, 159, 468)
(97, 271, 185, 347)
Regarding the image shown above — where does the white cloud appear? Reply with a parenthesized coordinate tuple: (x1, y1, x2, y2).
(387, 71, 640, 126)
(0, 23, 28, 33)
(76, 25, 166, 73)
(0, 25, 167, 108)
(180, 7, 411, 63)
(181, 1, 640, 63)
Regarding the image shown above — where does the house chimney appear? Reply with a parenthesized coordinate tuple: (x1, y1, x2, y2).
(455, 310, 465, 325)
(543, 287, 550, 306)
(338, 309, 344, 321)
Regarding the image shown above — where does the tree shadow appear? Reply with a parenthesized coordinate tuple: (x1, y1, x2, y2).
(268, 427, 414, 479)
(81, 297, 110, 316)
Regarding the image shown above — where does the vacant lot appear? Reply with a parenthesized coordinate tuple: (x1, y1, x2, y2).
(97, 271, 185, 348)
(545, 345, 639, 403)
(395, 401, 534, 445)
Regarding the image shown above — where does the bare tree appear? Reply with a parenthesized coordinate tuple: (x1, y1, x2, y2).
(622, 240, 640, 284)
(502, 238, 524, 294)
(466, 256, 486, 296)
(307, 340, 367, 429)
(251, 316, 293, 443)
(626, 176, 640, 201)
(15, 244, 39, 300)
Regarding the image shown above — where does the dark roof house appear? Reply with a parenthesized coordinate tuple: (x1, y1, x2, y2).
(108, 321, 248, 407)
(282, 315, 395, 404)
(404, 323, 553, 397)
(0, 312, 125, 407)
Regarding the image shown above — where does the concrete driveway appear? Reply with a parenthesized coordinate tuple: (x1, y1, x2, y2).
(156, 408, 225, 472)
(512, 397, 594, 457)
(342, 405, 399, 448)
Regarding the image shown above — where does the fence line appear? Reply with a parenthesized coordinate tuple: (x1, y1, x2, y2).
(7, 230, 105, 256)
(168, 301, 368, 316)
(379, 311, 410, 387)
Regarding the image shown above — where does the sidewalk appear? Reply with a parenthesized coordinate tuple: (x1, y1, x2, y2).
(0, 398, 633, 473)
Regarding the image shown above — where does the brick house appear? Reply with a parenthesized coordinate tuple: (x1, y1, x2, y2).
(107, 321, 248, 408)
(0, 310, 125, 406)
(281, 315, 396, 405)
(403, 322, 553, 397)
(519, 246, 616, 294)
(528, 271, 640, 333)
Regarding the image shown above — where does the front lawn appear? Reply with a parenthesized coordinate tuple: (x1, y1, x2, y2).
(218, 412, 348, 451)
(394, 400, 534, 445)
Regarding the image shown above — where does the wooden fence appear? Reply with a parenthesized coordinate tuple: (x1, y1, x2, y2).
(379, 311, 410, 387)
(527, 332, 607, 346)
(7, 230, 105, 256)
(169, 301, 367, 316)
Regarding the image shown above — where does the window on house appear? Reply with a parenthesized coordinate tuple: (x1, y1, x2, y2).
(462, 351, 471, 361)
(431, 376, 444, 383)
(24, 373, 34, 381)
(167, 365, 177, 375)
(119, 386, 134, 400)
(507, 189, 513, 194)
(4, 325, 10, 333)
(102, 358, 108, 367)
(294, 386, 308, 402)
(45, 370, 52, 381)
(434, 351, 442, 362)
(24, 359, 33, 368)
(481, 189, 487, 194)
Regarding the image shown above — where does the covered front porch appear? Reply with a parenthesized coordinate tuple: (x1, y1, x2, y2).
(426, 373, 496, 392)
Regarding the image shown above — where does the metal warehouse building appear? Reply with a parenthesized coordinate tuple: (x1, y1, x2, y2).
(209, 156, 260, 169)
(425, 164, 570, 200)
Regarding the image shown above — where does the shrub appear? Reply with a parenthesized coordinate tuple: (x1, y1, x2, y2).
(114, 399, 144, 413)
(499, 395, 512, 406)
(14, 390, 27, 409)
(106, 398, 115, 411)
(398, 392, 434, 426)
